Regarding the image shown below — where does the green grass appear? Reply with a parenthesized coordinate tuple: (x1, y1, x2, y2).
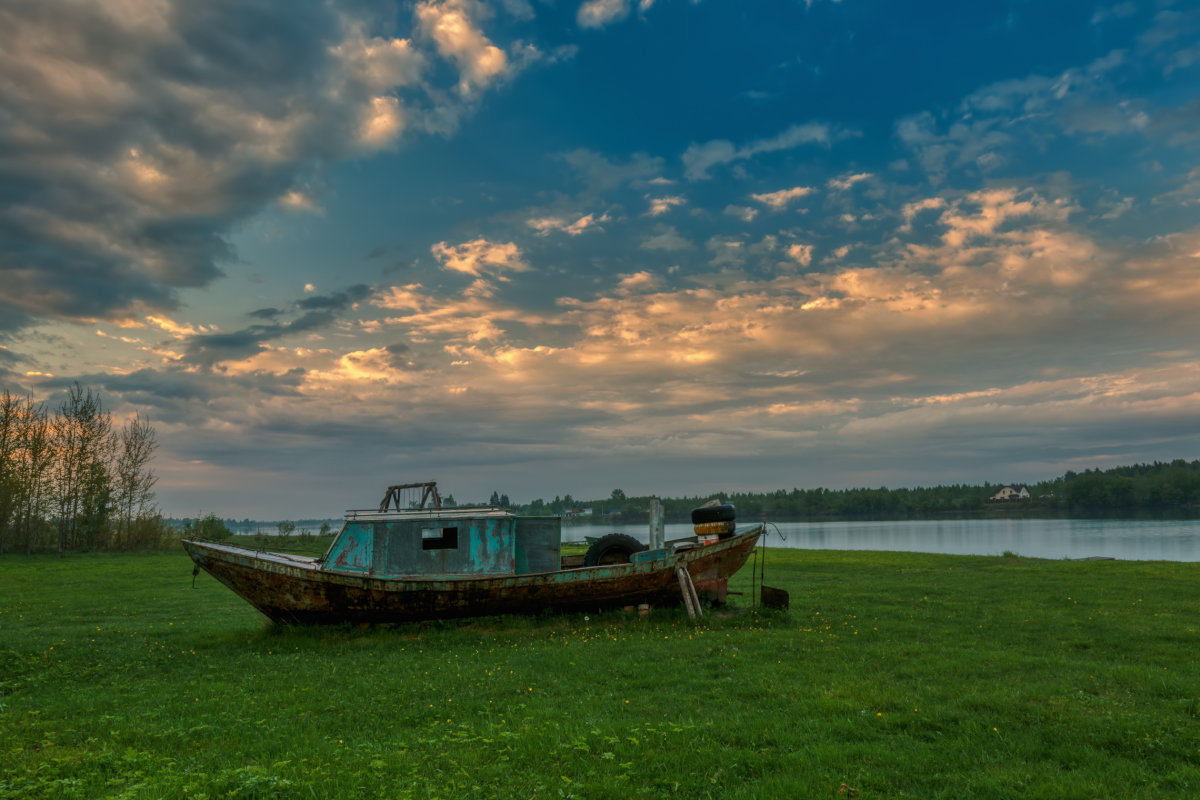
(2, 548, 1198, 798)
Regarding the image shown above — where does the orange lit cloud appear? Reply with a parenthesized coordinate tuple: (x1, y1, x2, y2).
(431, 238, 528, 277)
(750, 186, 814, 210)
(416, 0, 508, 95)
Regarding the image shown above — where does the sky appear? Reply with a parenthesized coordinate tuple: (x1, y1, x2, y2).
(2, 0, 1200, 519)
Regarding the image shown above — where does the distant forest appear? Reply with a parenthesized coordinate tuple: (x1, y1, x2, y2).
(500, 459, 1200, 523)
(183, 459, 1200, 533)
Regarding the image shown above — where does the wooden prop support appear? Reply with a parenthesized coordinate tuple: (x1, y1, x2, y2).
(676, 567, 703, 620)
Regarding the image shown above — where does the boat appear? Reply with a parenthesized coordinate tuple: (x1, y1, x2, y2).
(182, 482, 764, 625)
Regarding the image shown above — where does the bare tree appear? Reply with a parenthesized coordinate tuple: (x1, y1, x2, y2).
(52, 384, 114, 552)
(10, 396, 54, 554)
(112, 412, 158, 550)
(0, 392, 19, 553)
(3, 383, 163, 553)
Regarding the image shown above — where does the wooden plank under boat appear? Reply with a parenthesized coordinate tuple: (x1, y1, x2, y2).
(182, 482, 763, 625)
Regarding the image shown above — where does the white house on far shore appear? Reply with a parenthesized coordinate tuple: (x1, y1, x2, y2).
(988, 485, 1031, 502)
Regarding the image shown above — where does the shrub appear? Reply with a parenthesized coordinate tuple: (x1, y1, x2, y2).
(190, 513, 233, 541)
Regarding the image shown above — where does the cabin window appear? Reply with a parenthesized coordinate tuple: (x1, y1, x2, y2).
(421, 526, 459, 551)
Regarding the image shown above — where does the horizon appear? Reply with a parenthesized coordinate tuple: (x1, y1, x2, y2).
(168, 458, 1200, 523)
(3, 1, 1199, 520)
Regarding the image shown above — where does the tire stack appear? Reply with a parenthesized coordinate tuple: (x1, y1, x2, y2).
(690, 503, 736, 545)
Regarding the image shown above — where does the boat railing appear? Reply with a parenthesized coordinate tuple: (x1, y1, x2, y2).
(343, 505, 511, 521)
(182, 535, 328, 560)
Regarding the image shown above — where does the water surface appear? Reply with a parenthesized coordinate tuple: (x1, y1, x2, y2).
(565, 518, 1200, 562)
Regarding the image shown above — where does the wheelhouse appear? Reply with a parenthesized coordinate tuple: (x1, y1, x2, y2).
(323, 508, 561, 579)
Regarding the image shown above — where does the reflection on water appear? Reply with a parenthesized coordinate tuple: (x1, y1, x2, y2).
(566, 518, 1200, 562)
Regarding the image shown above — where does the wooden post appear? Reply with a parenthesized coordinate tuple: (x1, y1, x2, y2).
(649, 498, 664, 550)
(676, 567, 703, 620)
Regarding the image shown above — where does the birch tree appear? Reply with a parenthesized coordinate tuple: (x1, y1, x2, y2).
(2, 385, 164, 552)
(0, 394, 55, 554)
(52, 384, 114, 552)
(112, 412, 158, 549)
(16, 399, 54, 553)
(0, 392, 19, 553)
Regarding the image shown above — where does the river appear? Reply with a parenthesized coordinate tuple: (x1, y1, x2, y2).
(564, 517, 1200, 562)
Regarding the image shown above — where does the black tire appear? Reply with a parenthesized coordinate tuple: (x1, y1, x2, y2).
(691, 504, 736, 524)
(583, 533, 647, 566)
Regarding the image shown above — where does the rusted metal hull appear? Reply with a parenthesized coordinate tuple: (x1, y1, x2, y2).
(182, 525, 762, 625)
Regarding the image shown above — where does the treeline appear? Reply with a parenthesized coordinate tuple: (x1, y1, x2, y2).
(165, 516, 338, 541)
(506, 486, 999, 522)
(1051, 460, 1200, 511)
(498, 459, 1200, 521)
(0, 385, 166, 554)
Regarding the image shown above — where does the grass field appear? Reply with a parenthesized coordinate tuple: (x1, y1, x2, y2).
(2, 545, 1198, 799)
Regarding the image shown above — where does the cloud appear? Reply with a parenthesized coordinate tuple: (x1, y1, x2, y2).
(9, 0, 1200, 517)
(682, 123, 833, 180)
(431, 239, 529, 279)
(334, 343, 422, 379)
(614, 271, 662, 294)
(575, 0, 660, 29)
(679, 140, 738, 183)
(333, 19, 427, 92)
(374, 284, 427, 313)
(899, 197, 948, 231)
(578, 0, 631, 29)
(181, 285, 370, 368)
(0, 0, 522, 337)
(415, 0, 508, 95)
(558, 149, 664, 193)
(827, 172, 872, 191)
(0, 304, 33, 336)
(297, 285, 371, 311)
(0, 346, 29, 386)
(895, 112, 1012, 184)
(896, 18, 1200, 186)
(1097, 192, 1134, 219)
(373, 282, 561, 347)
(1154, 166, 1200, 207)
(724, 205, 759, 223)
(359, 95, 408, 148)
(751, 186, 815, 210)
(499, 0, 537, 21)
(1138, 9, 1200, 75)
(646, 195, 687, 216)
(937, 187, 1073, 249)
(1111, 230, 1200, 320)
(527, 212, 611, 236)
(72, 195, 1200, 514)
(1091, 3, 1138, 25)
(786, 243, 814, 267)
(563, 213, 610, 235)
(527, 217, 562, 236)
(640, 226, 694, 251)
(278, 188, 322, 214)
(705, 236, 746, 268)
(145, 314, 213, 339)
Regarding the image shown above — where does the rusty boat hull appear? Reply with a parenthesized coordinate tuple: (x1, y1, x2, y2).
(182, 524, 763, 625)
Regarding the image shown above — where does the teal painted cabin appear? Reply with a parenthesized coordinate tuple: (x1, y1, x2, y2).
(323, 510, 562, 578)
